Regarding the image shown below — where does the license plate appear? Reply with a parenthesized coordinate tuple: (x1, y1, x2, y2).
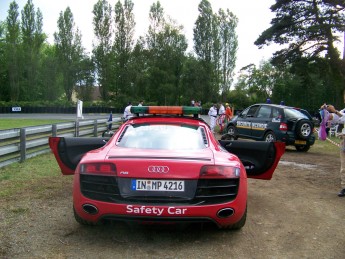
(295, 140, 306, 145)
(132, 179, 184, 192)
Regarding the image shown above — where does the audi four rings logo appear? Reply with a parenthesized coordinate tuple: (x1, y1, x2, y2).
(148, 166, 169, 173)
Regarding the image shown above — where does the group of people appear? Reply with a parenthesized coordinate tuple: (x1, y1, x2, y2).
(208, 102, 233, 134)
(320, 103, 345, 197)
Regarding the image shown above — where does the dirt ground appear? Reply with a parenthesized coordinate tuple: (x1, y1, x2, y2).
(1, 142, 345, 258)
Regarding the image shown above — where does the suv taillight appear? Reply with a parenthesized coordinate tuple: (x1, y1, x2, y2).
(200, 165, 240, 179)
(80, 163, 117, 175)
(279, 123, 288, 131)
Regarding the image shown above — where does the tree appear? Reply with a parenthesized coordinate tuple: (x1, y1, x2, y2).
(21, 0, 45, 100)
(216, 8, 238, 98)
(38, 44, 63, 101)
(255, 0, 345, 107)
(0, 21, 10, 101)
(54, 7, 85, 101)
(6, 1, 21, 101)
(113, 0, 135, 101)
(145, 1, 187, 105)
(92, 0, 113, 101)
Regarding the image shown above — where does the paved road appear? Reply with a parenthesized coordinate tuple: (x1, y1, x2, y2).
(1, 113, 111, 120)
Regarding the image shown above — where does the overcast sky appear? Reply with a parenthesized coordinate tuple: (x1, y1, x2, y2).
(1, 0, 280, 73)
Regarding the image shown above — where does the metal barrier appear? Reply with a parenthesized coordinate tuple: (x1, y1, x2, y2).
(0, 118, 121, 168)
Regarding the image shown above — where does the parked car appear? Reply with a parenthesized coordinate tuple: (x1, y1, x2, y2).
(222, 103, 315, 152)
(49, 106, 285, 230)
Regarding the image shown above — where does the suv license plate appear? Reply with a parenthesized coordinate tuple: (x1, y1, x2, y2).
(132, 179, 184, 192)
(295, 140, 306, 145)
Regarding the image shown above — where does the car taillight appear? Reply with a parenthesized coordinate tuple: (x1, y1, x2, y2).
(279, 123, 288, 131)
(80, 163, 117, 175)
(200, 165, 240, 179)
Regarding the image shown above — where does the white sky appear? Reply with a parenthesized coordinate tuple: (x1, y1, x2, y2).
(1, 0, 280, 73)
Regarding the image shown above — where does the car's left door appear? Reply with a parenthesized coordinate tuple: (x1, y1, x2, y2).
(218, 140, 285, 180)
(250, 105, 272, 140)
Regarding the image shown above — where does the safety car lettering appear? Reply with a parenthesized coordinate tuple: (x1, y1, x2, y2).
(126, 205, 187, 216)
(251, 123, 267, 130)
(237, 121, 251, 129)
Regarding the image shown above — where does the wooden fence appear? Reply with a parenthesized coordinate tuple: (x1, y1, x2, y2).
(0, 118, 122, 168)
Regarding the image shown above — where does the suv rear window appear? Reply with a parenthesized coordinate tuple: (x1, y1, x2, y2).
(284, 108, 309, 119)
(117, 124, 206, 150)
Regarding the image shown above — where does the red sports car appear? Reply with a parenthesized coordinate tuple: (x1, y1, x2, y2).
(49, 106, 285, 230)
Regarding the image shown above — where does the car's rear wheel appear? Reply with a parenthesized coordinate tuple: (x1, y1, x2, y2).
(296, 120, 312, 139)
(295, 144, 310, 152)
(73, 207, 96, 226)
(264, 131, 276, 142)
(226, 125, 238, 140)
(222, 206, 247, 230)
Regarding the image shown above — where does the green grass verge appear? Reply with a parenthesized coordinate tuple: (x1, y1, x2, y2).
(0, 119, 70, 130)
(0, 152, 70, 198)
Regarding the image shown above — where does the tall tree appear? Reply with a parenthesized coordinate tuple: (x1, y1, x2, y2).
(217, 9, 238, 98)
(54, 7, 84, 101)
(0, 21, 10, 101)
(21, 0, 45, 100)
(193, 0, 217, 102)
(113, 0, 135, 101)
(145, 2, 187, 105)
(6, 1, 21, 101)
(38, 44, 63, 101)
(255, 0, 345, 107)
(92, 0, 113, 101)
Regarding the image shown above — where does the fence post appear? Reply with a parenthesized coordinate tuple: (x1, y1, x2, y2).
(75, 120, 79, 137)
(20, 128, 26, 162)
(93, 120, 98, 137)
(52, 124, 57, 137)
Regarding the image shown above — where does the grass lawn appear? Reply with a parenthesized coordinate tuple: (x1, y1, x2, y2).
(0, 119, 69, 130)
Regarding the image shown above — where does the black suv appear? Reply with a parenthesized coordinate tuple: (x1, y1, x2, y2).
(222, 103, 315, 152)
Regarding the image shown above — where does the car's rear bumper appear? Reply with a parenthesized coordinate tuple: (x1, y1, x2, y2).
(72, 181, 248, 228)
(277, 131, 315, 146)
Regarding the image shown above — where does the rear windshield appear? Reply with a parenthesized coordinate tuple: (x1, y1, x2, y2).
(284, 108, 309, 119)
(116, 124, 207, 150)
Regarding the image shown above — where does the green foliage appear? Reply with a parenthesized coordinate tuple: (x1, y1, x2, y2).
(255, 0, 345, 108)
(2, 0, 344, 113)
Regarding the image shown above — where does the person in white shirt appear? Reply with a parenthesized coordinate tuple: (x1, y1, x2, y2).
(208, 103, 218, 133)
(123, 102, 132, 120)
(218, 102, 226, 132)
(324, 104, 345, 197)
(137, 100, 144, 116)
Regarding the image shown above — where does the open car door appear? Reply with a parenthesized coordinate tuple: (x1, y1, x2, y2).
(218, 140, 285, 180)
(49, 137, 108, 175)
(50, 137, 285, 179)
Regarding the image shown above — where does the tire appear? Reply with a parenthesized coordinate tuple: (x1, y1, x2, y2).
(295, 144, 310, 152)
(264, 131, 276, 142)
(296, 120, 312, 139)
(226, 125, 238, 140)
(73, 207, 96, 226)
(221, 133, 235, 141)
(221, 206, 247, 230)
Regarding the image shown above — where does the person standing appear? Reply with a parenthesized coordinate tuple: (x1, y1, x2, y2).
(208, 103, 218, 133)
(324, 104, 345, 197)
(218, 102, 226, 133)
(137, 100, 144, 116)
(123, 102, 132, 120)
(225, 103, 233, 122)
